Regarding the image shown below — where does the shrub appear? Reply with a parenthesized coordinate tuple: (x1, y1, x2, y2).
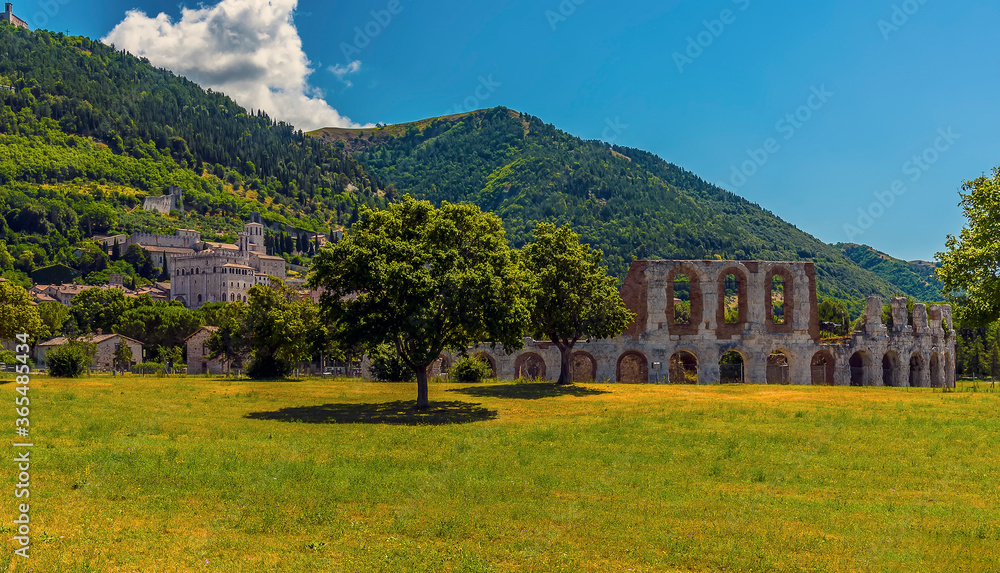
(368, 343, 414, 382)
(47, 341, 96, 377)
(247, 356, 293, 379)
(451, 356, 492, 383)
(135, 362, 164, 375)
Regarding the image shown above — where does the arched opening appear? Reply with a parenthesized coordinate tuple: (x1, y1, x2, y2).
(673, 274, 692, 325)
(882, 351, 899, 387)
(909, 353, 924, 387)
(514, 352, 547, 380)
(766, 351, 790, 385)
(617, 352, 648, 384)
(849, 352, 867, 386)
(723, 273, 740, 324)
(197, 294, 202, 303)
(669, 351, 699, 384)
(811, 351, 835, 385)
(770, 275, 785, 325)
(474, 352, 497, 378)
(572, 351, 597, 383)
(719, 351, 745, 383)
(944, 352, 954, 388)
(930, 352, 942, 387)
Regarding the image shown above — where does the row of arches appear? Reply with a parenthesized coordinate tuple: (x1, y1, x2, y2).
(482, 347, 953, 386)
(667, 265, 794, 335)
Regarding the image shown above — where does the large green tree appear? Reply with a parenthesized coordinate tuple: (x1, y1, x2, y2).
(0, 280, 43, 342)
(308, 196, 529, 408)
(520, 223, 635, 385)
(937, 166, 1000, 324)
(69, 287, 132, 335)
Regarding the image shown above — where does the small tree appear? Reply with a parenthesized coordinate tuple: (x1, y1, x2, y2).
(113, 342, 133, 373)
(47, 340, 96, 378)
(520, 223, 635, 385)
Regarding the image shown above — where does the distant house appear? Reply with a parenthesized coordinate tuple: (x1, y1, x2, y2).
(185, 326, 229, 375)
(36, 331, 143, 372)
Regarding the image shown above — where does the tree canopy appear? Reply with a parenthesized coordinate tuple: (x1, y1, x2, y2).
(520, 223, 635, 384)
(309, 196, 529, 408)
(937, 166, 1000, 324)
(0, 279, 43, 341)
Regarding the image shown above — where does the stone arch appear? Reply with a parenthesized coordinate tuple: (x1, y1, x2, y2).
(766, 350, 790, 385)
(908, 352, 925, 387)
(571, 351, 597, 383)
(719, 350, 746, 383)
(514, 352, 547, 380)
(617, 351, 648, 384)
(666, 265, 704, 336)
(930, 352, 942, 388)
(473, 352, 497, 378)
(849, 351, 869, 386)
(669, 350, 699, 384)
(765, 266, 794, 333)
(811, 350, 835, 385)
(716, 266, 748, 338)
(882, 351, 900, 387)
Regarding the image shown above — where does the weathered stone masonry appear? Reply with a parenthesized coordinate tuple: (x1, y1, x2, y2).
(471, 260, 956, 387)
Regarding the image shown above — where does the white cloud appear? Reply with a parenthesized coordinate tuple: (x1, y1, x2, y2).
(329, 60, 362, 87)
(102, 0, 368, 130)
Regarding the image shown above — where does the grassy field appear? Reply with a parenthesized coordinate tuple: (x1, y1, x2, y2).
(1, 373, 999, 572)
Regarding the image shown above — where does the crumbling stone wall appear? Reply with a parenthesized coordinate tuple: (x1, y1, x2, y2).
(474, 260, 956, 388)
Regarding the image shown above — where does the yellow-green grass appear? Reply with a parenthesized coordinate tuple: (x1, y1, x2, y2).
(2, 374, 999, 572)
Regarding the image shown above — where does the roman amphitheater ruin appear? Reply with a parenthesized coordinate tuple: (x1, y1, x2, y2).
(460, 260, 956, 387)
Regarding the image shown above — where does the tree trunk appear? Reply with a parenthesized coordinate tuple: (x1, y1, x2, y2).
(556, 342, 573, 385)
(415, 366, 430, 409)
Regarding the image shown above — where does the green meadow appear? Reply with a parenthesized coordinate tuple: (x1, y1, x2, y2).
(2, 373, 999, 572)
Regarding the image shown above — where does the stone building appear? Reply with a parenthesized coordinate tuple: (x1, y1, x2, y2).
(169, 223, 286, 309)
(1, 3, 28, 29)
(470, 260, 956, 387)
(37, 331, 143, 372)
(185, 326, 230, 375)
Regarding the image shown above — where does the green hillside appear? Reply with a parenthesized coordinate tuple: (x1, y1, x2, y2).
(309, 108, 911, 305)
(0, 26, 385, 286)
(836, 243, 943, 301)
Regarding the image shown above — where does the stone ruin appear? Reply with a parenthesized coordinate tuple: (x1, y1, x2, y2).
(460, 260, 956, 387)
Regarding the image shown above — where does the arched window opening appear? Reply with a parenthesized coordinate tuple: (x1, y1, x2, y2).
(909, 353, 923, 387)
(882, 352, 898, 387)
(766, 351, 789, 385)
(771, 275, 785, 325)
(811, 352, 834, 385)
(724, 274, 740, 324)
(669, 351, 698, 384)
(719, 351, 744, 383)
(673, 274, 691, 325)
(572, 352, 597, 383)
(617, 352, 648, 384)
(850, 352, 867, 386)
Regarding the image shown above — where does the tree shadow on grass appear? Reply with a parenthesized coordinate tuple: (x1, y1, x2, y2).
(245, 400, 497, 426)
(448, 382, 610, 400)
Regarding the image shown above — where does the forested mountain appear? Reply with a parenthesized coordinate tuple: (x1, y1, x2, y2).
(0, 25, 384, 286)
(0, 24, 938, 314)
(837, 243, 943, 302)
(309, 108, 913, 305)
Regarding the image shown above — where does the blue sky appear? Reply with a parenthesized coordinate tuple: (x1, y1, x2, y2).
(24, 0, 1000, 261)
